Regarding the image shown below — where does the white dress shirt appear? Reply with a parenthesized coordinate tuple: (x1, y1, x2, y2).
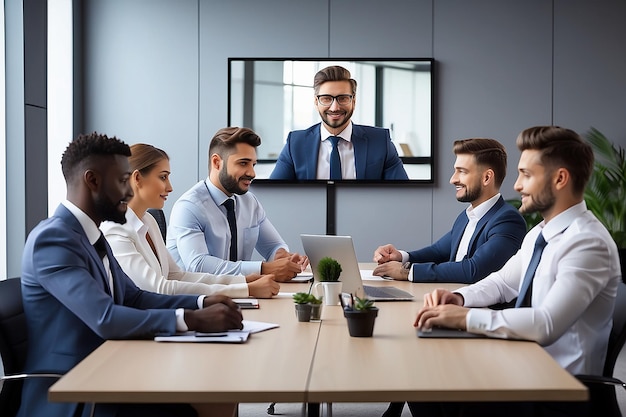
(317, 122, 356, 180)
(101, 208, 250, 298)
(455, 201, 621, 374)
(167, 178, 289, 275)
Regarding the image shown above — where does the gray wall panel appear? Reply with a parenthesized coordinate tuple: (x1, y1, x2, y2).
(83, 0, 199, 214)
(553, 0, 626, 146)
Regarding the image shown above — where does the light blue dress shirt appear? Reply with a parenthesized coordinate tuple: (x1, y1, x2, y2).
(167, 178, 289, 275)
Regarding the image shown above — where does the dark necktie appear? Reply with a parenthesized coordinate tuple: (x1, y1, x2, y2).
(223, 199, 238, 262)
(329, 136, 342, 180)
(93, 234, 112, 296)
(515, 233, 547, 308)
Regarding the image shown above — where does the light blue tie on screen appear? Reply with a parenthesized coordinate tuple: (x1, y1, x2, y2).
(329, 136, 342, 180)
(515, 233, 547, 308)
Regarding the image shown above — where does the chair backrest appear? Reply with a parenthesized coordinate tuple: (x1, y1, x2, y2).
(604, 280, 626, 377)
(0, 277, 27, 416)
(147, 208, 167, 242)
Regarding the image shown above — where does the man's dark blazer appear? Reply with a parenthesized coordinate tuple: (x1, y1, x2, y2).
(269, 123, 409, 180)
(17, 205, 200, 417)
(409, 196, 527, 283)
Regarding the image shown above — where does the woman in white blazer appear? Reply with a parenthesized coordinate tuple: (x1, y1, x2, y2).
(101, 143, 279, 299)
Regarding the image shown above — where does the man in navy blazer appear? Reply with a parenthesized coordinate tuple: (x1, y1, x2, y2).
(373, 138, 527, 284)
(269, 65, 408, 181)
(18, 133, 243, 417)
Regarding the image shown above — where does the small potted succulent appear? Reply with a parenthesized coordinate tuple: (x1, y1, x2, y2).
(343, 296, 379, 337)
(293, 292, 313, 322)
(308, 293, 323, 321)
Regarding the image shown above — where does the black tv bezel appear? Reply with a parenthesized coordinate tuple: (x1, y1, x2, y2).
(226, 57, 436, 185)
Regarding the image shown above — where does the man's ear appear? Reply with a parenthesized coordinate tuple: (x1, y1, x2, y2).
(84, 169, 100, 192)
(482, 168, 494, 186)
(210, 153, 223, 171)
(553, 167, 570, 191)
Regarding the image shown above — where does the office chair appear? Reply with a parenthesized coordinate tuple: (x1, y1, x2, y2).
(576, 279, 626, 417)
(147, 208, 167, 242)
(0, 278, 94, 417)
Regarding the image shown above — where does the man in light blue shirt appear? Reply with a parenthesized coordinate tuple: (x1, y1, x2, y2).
(167, 127, 308, 281)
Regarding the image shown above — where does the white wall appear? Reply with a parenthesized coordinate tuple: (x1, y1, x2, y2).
(78, 0, 626, 261)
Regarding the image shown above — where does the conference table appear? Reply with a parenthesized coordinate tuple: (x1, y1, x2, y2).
(48, 268, 587, 411)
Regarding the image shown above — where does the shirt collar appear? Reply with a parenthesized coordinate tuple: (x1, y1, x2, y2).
(205, 177, 235, 207)
(61, 200, 103, 245)
(320, 122, 353, 143)
(125, 207, 148, 236)
(465, 193, 501, 222)
(539, 200, 588, 242)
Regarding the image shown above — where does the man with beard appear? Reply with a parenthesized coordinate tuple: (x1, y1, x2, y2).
(167, 127, 308, 281)
(410, 126, 621, 417)
(269, 65, 409, 180)
(18, 132, 244, 417)
(372, 138, 526, 284)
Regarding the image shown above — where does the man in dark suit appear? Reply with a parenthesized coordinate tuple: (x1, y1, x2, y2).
(17, 133, 243, 417)
(374, 138, 526, 284)
(373, 138, 527, 416)
(269, 65, 408, 181)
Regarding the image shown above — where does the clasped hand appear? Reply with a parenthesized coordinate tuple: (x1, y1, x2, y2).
(184, 295, 243, 333)
(414, 289, 468, 331)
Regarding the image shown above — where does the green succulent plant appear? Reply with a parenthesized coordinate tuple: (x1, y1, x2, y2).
(317, 257, 342, 282)
(293, 292, 311, 304)
(307, 294, 323, 304)
(353, 296, 376, 311)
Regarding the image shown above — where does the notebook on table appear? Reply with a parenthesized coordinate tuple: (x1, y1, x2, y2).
(300, 234, 414, 301)
(417, 327, 487, 339)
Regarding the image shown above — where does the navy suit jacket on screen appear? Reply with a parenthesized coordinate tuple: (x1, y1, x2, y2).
(269, 123, 409, 180)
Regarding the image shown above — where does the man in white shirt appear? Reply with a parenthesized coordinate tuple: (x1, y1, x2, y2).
(411, 126, 621, 417)
(167, 127, 308, 280)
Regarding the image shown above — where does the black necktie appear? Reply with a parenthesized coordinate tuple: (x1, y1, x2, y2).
(93, 234, 112, 296)
(329, 136, 342, 180)
(515, 233, 547, 308)
(223, 199, 238, 262)
(94, 234, 108, 261)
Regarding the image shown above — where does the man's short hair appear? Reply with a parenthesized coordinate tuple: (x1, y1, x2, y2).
(61, 132, 130, 184)
(452, 138, 508, 187)
(516, 126, 594, 195)
(208, 127, 262, 162)
(313, 66, 357, 96)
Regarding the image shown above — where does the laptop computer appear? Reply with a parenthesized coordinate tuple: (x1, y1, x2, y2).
(300, 234, 414, 301)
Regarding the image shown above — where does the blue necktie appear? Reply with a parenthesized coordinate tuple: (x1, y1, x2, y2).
(329, 136, 342, 180)
(515, 233, 547, 308)
(223, 199, 238, 262)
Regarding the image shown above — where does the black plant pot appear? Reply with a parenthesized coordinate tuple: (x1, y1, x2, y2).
(344, 307, 379, 337)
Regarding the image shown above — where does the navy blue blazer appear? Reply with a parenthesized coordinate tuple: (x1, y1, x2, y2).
(18, 205, 200, 417)
(409, 196, 527, 283)
(269, 123, 408, 180)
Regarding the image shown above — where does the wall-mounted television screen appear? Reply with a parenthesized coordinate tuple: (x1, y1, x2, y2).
(227, 58, 434, 183)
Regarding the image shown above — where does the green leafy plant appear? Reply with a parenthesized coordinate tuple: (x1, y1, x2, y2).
(307, 294, 323, 304)
(506, 199, 543, 232)
(317, 257, 342, 282)
(293, 292, 311, 304)
(353, 296, 375, 311)
(583, 127, 626, 249)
